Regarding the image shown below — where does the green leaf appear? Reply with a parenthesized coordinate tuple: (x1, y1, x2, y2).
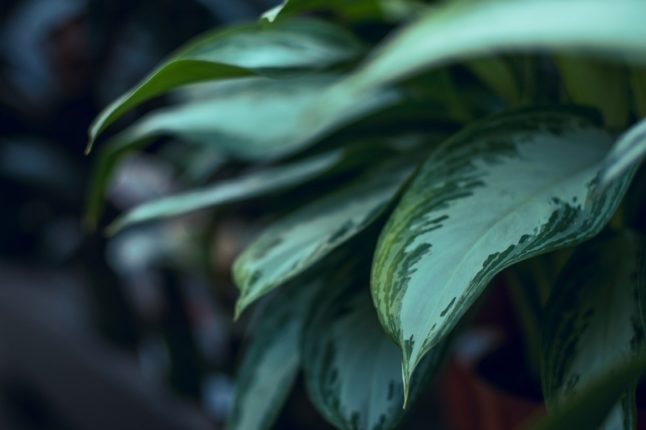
(228, 282, 322, 430)
(598, 117, 646, 187)
(531, 355, 646, 430)
(88, 18, 363, 150)
(302, 279, 445, 430)
(233, 158, 419, 318)
(83, 76, 399, 229)
(264, 0, 424, 23)
(312, 0, 646, 123)
(107, 150, 345, 234)
(371, 108, 633, 393)
(465, 57, 520, 105)
(541, 231, 646, 430)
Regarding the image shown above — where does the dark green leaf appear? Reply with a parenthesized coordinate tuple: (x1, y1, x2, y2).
(302, 279, 444, 430)
(228, 282, 322, 430)
(541, 232, 646, 430)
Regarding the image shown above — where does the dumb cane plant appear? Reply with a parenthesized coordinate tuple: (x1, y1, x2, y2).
(86, 0, 646, 429)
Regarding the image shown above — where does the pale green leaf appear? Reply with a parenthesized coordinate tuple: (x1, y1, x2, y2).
(228, 282, 322, 430)
(348, 0, 646, 92)
(88, 18, 363, 150)
(107, 150, 345, 234)
(598, 117, 646, 187)
(233, 158, 419, 318)
(302, 281, 444, 430)
(83, 76, 399, 229)
(372, 108, 634, 393)
(541, 231, 646, 430)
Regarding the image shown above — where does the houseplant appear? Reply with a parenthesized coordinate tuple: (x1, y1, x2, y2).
(85, 0, 646, 428)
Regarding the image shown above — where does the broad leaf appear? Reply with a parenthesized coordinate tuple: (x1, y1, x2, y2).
(88, 18, 363, 149)
(263, 0, 423, 23)
(309, 0, 646, 126)
(531, 355, 646, 430)
(107, 150, 344, 234)
(372, 108, 633, 391)
(233, 158, 419, 318)
(541, 232, 646, 430)
(84, 76, 399, 229)
(302, 280, 444, 430)
(228, 282, 321, 430)
(598, 118, 646, 187)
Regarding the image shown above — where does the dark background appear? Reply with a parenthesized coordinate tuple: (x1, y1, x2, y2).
(0, 1, 282, 429)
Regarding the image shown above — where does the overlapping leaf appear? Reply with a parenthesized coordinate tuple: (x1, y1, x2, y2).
(88, 18, 364, 149)
(372, 108, 634, 392)
(302, 281, 444, 430)
(108, 150, 345, 233)
(541, 232, 646, 430)
(233, 158, 419, 318)
(84, 76, 399, 228)
(532, 355, 646, 430)
(228, 282, 322, 430)
(598, 118, 646, 187)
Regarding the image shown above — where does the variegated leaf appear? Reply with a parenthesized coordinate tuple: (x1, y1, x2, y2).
(541, 231, 646, 430)
(372, 108, 634, 393)
(233, 159, 418, 318)
(88, 18, 363, 150)
(598, 118, 646, 187)
(302, 281, 444, 430)
(107, 150, 345, 234)
(228, 282, 322, 430)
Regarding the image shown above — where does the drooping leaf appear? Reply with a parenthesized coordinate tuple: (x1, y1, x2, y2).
(302, 278, 445, 430)
(105, 76, 396, 161)
(556, 56, 630, 128)
(228, 282, 322, 430)
(531, 355, 646, 430)
(309, 0, 646, 126)
(541, 231, 646, 430)
(107, 150, 344, 234)
(233, 158, 419, 318)
(84, 76, 399, 229)
(597, 117, 646, 187)
(88, 18, 364, 150)
(372, 108, 634, 392)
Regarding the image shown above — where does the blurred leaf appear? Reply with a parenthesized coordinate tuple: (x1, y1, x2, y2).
(371, 108, 634, 394)
(228, 282, 322, 430)
(84, 76, 399, 229)
(302, 282, 445, 430)
(312, 0, 646, 125)
(233, 157, 420, 318)
(597, 117, 646, 187)
(88, 18, 364, 150)
(631, 69, 646, 117)
(556, 56, 630, 128)
(108, 149, 345, 233)
(541, 231, 646, 430)
(532, 355, 646, 430)
(264, 0, 425, 23)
